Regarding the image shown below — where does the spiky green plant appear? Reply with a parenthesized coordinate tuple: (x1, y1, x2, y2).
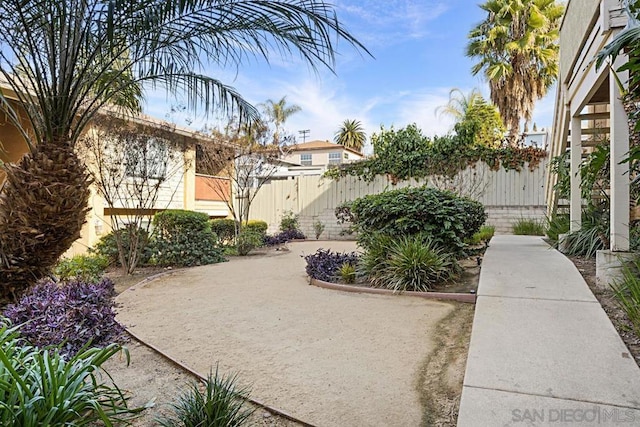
(338, 262, 356, 284)
(611, 257, 640, 338)
(545, 212, 570, 243)
(0, 320, 139, 426)
(369, 235, 458, 292)
(158, 368, 253, 427)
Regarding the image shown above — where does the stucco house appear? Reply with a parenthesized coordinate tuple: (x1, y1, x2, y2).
(0, 84, 232, 256)
(547, 0, 630, 284)
(282, 140, 364, 168)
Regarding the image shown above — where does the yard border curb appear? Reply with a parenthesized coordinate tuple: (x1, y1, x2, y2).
(309, 278, 477, 303)
(120, 273, 318, 427)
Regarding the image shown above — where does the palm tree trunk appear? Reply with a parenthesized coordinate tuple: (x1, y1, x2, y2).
(0, 139, 91, 301)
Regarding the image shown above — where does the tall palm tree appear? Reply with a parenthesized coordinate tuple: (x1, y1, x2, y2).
(466, 0, 564, 143)
(436, 88, 484, 122)
(0, 0, 368, 299)
(261, 96, 302, 145)
(334, 119, 366, 152)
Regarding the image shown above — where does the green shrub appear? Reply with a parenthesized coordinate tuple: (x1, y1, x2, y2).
(280, 210, 299, 232)
(0, 321, 139, 425)
(92, 225, 153, 266)
(546, 212, 570, 243)
(53, 254, 109, 283)
(338, 262, 356, 284)
(153, 210, 225, 267)
(158, 368, 253, 427)
(236, 230, 263, 256)
(243, 220, 268, 236)
(349, 186, 486, 255)
(470, 225, 495, 246)
(512, 218, 546, 236)
(368, 235, 458, 292)
(612, 257, 640, 338)
(210, 219, 237, 244)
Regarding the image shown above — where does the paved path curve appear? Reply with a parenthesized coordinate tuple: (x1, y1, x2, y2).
(116, 241, 454, 427)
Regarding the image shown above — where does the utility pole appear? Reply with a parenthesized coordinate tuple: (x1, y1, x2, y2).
(298, 129, 310, 143)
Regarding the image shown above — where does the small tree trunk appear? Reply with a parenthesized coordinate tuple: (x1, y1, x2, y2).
(0, 140, 91, 301)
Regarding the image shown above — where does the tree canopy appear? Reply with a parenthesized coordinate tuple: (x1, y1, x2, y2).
(334, 119, 366, 152)
(466, 0, 563, 142)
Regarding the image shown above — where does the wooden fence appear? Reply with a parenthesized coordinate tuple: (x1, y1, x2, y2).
(250, 159, 549, 237)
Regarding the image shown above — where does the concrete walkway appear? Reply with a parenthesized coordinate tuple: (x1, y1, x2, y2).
(458, 235, 640, 426)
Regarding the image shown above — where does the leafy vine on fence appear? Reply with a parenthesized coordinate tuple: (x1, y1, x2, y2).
(323, 124, 547, 183)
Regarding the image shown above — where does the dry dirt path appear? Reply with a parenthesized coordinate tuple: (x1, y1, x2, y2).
(115, 241, 454, 427)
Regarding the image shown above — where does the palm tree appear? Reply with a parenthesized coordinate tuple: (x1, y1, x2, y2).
(466, 0, 564, 143)
(437, 88, 505, 146)
(0, 0, 368, 299)
(436, 88, 484, 122)
(334, 119, 366, 152)
(261, 97, 302, 145)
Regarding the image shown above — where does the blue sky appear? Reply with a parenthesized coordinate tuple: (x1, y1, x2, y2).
(143, 0, 556, 149)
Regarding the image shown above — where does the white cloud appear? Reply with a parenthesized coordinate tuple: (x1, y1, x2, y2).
(337, 0, 450, 45)
(392, 88, 458, 136)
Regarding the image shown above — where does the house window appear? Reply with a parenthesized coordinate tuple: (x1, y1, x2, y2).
(125, 137, 168, 179)
(300, 153, 312, 166)
(343, 152, 349, 160)
(328, 152, 341, 165)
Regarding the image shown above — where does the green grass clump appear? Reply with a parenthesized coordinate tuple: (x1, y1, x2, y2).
(368, 235, 458, 292)
(470, 225, 495, 246)
(158, 368, 253, 427)
(612, 257, 640, 338)
(512, 218, 545, 236)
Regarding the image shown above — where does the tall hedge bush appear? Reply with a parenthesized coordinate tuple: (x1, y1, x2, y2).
(153, 210, 224, 267)
(348, 186, 486, 254)
(210, 218, 236, 243)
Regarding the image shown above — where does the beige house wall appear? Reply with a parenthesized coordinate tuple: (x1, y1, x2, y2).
(559, 0, 601, 84)
(283, 148, 362, 166)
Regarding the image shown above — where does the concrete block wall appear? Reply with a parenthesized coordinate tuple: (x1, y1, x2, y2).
(266, 205, 547, 239)
(265, 209, 353, 240)
(298, 208, 354, 241)
(485, 206, 547, 234)
(297, 205, 546, 238)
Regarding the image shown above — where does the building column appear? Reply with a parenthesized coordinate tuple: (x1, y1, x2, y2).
(570, 115, 582, 232)
(609, 66, 630, 251)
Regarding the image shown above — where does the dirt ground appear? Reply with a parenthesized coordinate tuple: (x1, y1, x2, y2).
(111, 241, 473, 427)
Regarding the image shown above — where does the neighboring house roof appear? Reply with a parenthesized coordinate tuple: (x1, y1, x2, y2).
(291, 140, 363, 156)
